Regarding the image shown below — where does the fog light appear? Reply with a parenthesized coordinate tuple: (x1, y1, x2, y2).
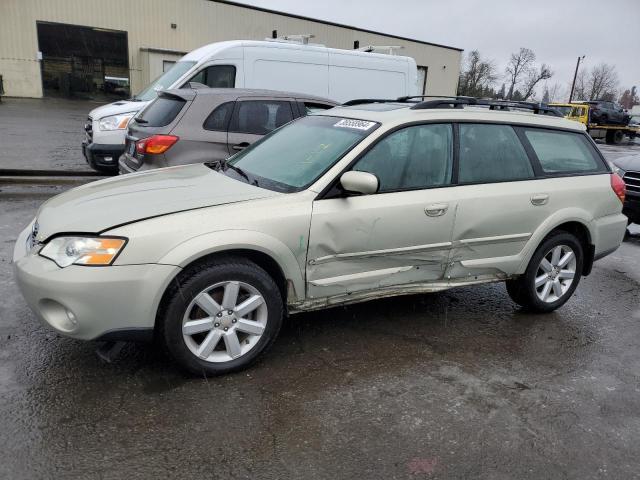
(103, 156, 113, 163)
(38, 299, 79, 333)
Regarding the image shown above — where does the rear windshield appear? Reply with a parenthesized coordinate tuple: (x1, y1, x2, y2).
(137, 96, 186, 127)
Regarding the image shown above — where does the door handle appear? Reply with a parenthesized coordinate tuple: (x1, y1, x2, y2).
(531, 194, 549, 206)
(232, 142, 250, 151)
(424, 203, 449, 217)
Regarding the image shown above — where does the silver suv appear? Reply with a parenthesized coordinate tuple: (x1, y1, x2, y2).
(13, 97, 628, 376)
(118, 88, 337, 174)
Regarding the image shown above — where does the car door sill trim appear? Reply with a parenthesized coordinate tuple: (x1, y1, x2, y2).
(310, 241, 452, 265)
(459, 232, 530, 246)
(310, 266, 414, 287)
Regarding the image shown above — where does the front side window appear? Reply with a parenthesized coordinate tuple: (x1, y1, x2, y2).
(524, 129, 604, 174)
(458, 124, 534, 183)
(230, 101, 293, 135)
(226, 116, 377, 192)
(187, 65, 236, 88)
(353, 124, 453, 192)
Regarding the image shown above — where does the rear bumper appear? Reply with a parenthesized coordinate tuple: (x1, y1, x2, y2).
(82, 141, 124, 171)
(592, 212, 628, 260)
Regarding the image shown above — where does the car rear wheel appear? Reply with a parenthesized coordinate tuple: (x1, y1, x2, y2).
(506, 232, 583, 313)
(159, 257, 283, 376)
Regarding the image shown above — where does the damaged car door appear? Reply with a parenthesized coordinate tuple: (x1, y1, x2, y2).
(306, 123, 457, 299)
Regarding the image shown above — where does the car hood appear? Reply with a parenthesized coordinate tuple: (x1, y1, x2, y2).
(89, 99, 149, 119)
(34, 164, 279, 241)
(613, 153, 640, 172)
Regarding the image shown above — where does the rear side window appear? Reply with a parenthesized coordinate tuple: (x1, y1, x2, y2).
(137, 96, 186, 127)
(203, 101, 234, 131)
(523, 129, 604, 174)
(187, 65, 236, 88)
(229, 101, 293, 135)
(458, 124, 534, 183)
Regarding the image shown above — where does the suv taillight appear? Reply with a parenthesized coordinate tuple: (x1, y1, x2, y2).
(136, 135, 179, 155)
(611, 173, 626, 203)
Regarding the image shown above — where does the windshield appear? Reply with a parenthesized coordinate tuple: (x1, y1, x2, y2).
(226, 116, 379, 192)
(134, 61, 196, 101)
(554, 106, 572, 116)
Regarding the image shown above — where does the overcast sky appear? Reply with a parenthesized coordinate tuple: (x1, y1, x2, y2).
(236, 0, 639, 98)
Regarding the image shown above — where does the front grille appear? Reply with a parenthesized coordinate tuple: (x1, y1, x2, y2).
(84, 116, 93, 141)
(623, 171, 640, 195)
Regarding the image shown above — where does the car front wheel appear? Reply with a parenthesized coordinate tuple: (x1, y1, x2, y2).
(159, 257, 284, 376)
(506, 232, 583, 313)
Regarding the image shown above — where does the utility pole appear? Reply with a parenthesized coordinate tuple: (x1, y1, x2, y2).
(569, 55, 585, 102)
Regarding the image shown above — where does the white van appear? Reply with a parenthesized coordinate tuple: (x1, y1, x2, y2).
(83, 39, 419, 172)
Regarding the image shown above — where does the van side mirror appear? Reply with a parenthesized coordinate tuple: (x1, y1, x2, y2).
(339, 171, 379, 195)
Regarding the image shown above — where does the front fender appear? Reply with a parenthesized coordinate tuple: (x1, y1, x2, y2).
(157, 229, 306, 301)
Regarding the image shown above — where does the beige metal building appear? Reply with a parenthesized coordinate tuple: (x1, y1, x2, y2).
(0, 0, 462, 99)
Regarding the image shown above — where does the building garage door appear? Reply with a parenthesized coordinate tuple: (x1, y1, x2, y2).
(36, 21, 129, 99)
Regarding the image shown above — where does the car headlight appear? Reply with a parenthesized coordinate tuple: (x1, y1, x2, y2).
(39, 237, 127, 267)
(98, 113, 136, 131)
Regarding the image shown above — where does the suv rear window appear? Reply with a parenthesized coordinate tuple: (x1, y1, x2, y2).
(459, 124, 534, 183)
(523, 129, 604, 174)
(138, 96, 186, 127)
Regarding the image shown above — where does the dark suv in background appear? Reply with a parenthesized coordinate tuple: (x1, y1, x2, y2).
(586, 100, 630, 126)
(119, 88, 337, 174)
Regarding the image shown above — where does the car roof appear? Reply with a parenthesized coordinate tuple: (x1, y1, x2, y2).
(162, 87, 337, 105)
(315, 103, 587, 131)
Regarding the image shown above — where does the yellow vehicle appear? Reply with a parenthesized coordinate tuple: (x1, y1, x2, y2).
(548, 103, 575, 118)
(550, 102, 639, 144)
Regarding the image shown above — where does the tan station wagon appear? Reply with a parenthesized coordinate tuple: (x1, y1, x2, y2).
(13, 97, 628, 375)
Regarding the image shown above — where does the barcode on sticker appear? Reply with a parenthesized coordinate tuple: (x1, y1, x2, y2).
(333, 119, 376, 130)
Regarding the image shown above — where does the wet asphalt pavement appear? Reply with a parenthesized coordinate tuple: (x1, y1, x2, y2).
(1, 98, 640, 479)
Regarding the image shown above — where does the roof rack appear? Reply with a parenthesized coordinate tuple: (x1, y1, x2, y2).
(342, 96, 562, 116)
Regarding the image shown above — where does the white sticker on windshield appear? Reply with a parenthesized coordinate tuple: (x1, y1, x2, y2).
(333, 119, 376, 131)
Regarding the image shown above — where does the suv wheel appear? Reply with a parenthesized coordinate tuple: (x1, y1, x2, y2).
(506, 232, 583, 313)
(159, 258, 283, 376)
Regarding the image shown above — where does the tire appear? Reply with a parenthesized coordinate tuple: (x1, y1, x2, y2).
(159, 257, 284, 376)
(605, 129, 624, 144)
(506, 232, 583, 313)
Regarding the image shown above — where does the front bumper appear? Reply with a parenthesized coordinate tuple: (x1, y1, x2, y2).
(623, 193, 640, 224)
(13, 225, 181, 341)
(82, 141, 124, 171)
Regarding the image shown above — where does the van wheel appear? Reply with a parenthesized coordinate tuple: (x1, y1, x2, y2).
(506, 232, 583, 313)
(159, 258, 283, 376)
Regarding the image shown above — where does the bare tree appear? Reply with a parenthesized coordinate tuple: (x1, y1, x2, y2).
(585, 63, 619, 100)
(521, 64, 553, 100)
(619, 86, 639, 109)
(505, 48, 536, 100)
(457, 50, 497, 97)
(547, 82, 562, 102)
(572, 69, 587, 100)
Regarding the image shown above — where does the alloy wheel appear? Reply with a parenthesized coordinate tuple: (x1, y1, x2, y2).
(182, 281, 268, 363)
(534, 244, 577, 303)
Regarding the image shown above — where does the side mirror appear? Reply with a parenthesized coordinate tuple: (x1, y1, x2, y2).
(339, 171, 379, 195)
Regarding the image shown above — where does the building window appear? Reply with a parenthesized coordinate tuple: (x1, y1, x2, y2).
(163, 60, 176, 73)
(417, 66, 428, 95)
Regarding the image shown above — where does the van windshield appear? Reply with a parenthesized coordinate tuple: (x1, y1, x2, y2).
(224, 116, 379, 193)
(133, 61, 196, 102)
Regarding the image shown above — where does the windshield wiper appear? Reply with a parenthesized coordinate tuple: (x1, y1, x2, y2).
(217, 159, 258, 186)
